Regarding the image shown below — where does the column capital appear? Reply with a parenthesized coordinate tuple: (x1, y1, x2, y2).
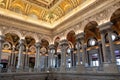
(35, 42, 41, 48)
(59, 39, 68, 47)
(97, 21, 113, 32)
(19, 39, 24, 45)
(76, 32, 85, 41)
(48, 44, 55, 50)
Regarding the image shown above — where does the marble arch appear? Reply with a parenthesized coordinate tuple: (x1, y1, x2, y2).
(3, 29, 23, 39)
(64, 28, 76, 38)
(24, 32, 39, 42)
(108, 2, 120, 22)
(82, 21, 98, 32)
(40, 35, 52, 44)
(68, 41, 74, 48)
(53, 36, 60, 43)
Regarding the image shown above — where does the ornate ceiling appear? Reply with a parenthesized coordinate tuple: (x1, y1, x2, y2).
(0, 0, 96, 28)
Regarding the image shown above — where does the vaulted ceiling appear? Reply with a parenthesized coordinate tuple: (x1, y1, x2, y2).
(0, 0, 96, 29)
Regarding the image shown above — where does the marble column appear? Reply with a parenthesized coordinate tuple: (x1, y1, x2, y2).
(97, 22, 118, 73)
(59, 39, 68, 72)
(16, 39, 24, 71)
(0, 35, 4, 63)
(76, 33, 85, 73)
(76, 41, 81, 66)
(100, 31, 108, 62)
(8, 45, 15, 72)
(34, 42, 41, 72)
(107, 29, 116, 63)
(48, 44, 55, 71)
(98, 41, 103, 65)
(44, 55, 48, 71)
(24, 47, 29, 71)
(13, 53, 17, 67)
(11, 46, 15, 67)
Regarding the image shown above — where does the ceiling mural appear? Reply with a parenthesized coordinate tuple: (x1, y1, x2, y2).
(0, 0, 93, 28)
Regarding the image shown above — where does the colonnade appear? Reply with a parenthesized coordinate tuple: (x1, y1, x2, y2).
(0, 22, 119, 73)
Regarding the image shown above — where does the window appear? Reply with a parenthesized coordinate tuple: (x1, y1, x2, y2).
(88, 38, 96, 46)
(106, 32, 117, 41)
(67, 48, 71, 54)
(91, 54, 99, 67)
(115, 50, 120, 65)
(111, 33, 117, 41)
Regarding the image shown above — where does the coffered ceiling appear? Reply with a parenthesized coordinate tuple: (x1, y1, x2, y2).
(0, 0, 96, 29)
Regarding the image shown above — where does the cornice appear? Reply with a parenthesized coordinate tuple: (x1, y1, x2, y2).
(0, 0, 119, 38)
(52, 0, 118, 36)
(0, 14, 52, 36)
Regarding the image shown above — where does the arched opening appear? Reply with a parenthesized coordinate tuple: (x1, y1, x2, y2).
(54, 37, 60, 68)
(25, 36, 35, 69)
(67, 31, 76, 45)
(66, 31, 76, 68)
(1, 33, 20, 72)
(110, 8, 120, 65)
(84, 21, 101, 67)
(40, 39, 49, 70)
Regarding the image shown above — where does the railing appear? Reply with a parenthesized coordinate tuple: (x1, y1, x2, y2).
(0, 65, 120, 73)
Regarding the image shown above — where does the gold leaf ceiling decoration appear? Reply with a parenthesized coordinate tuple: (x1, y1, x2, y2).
(0, 0, 96, 28)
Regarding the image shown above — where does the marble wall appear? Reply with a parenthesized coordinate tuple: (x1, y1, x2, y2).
(0, 72, 120, 80)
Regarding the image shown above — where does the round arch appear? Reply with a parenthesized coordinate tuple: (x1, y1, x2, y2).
(53, 36, 60, 43)
(66, 30, 76, 45)
(3, 29, 23, 39)
(84, 21, 99, 43)
(65, 28, 76, 38)
(24, 32, 39, 43)
(109, 5, 120, 22)
(40, 35, 52, 44)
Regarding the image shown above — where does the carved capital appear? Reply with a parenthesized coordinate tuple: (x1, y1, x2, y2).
(59, 39, 68, 47)
(48, 44, 55, 50)
(35, 42, 41, 48)
(76, 32, 85, 41)
(97, 21, 113, 32)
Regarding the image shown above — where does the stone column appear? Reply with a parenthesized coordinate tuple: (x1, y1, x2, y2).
(13, 53, 17, 67)
(59, 39, 68, 72)
(76, 33, 85, 73)
(100, 31, 108, 62)
(43, 55, 47, 71)
(76, 41, 81, 66)
(8, 45, 15, 72)
(107, 29, 116, 63)
(0, 35, 4, 63)
(98, 41, 103, 65)
(24, 47, 29, 71)
(11, 46, 15, 67)
(16, 39, 24, 71)
(34, 42, 41, 72)
(48, 44, 55, 71)
(97, 22, 118, 73)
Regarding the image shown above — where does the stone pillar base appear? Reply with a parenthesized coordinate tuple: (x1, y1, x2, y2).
(76, 65, 85, 73)
(60, 66, 66, 72)
(7, 67, 12, 72)
(34, 68, 39, 72)
(48, 67, 52, 72)
(16, 66, 23, 72)
(103, 62, 119, 73)
(24, 66, 29, 72)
